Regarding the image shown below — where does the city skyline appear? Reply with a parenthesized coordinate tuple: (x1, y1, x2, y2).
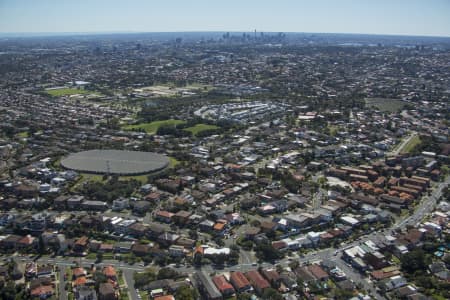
(1, 0, 450, 37)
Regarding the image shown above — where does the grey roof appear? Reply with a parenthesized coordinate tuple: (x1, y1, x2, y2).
(196, 271, 222, 299)
(61, 150, 169, 175)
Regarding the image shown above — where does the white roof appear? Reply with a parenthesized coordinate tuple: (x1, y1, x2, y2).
(111, 217, 123, 225)
(307, 231, 321, 238)
(364, 240, 379, 251)
(340, 216, 360, 225)
(204, 247, 230, 255)
(423, 222, 441, 230)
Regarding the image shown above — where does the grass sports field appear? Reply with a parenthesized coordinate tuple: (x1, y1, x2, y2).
(123, 119, 186, 134)
(45, 88, 92, 96)
(365, 98, 408, 112)
(184, 124, 219, 135)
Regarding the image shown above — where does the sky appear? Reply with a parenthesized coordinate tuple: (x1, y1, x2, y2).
(1, 0, 450, 37)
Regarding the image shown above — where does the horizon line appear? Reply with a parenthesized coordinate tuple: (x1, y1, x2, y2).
(1, 30, 450, 39)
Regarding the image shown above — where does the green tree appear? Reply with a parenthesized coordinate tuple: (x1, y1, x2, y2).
(96, 252, 103, 263)
(443, 254, 450, 267)
(157, 267, 179, 280)
(334, 288, 355, 299)
(188, 229, 198, 240)
(38, 235, 46, 254)
(0, 281, 17, 300)
(400, 249, 430, 274)
(174, 285, 198, 300)
(261, 287, 283, 300)
(441, 165, 449, 176)
(255, 242, 282, 262)
(93, 272, 108, 291)
(237, 293, 253, 300)
(133, 269, 156, 288)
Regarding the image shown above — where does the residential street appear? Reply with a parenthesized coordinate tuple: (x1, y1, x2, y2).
(59, 268, 67, 300)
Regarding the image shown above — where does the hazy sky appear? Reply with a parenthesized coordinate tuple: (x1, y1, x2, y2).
(1, 0, 449, 37)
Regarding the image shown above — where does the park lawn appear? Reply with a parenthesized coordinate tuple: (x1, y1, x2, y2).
(391, 255, 401, 264)
(52, 158, 61, 169)
(86, 253, 97, 259)
(326, 279, 336, 289)
(17, 131, 29, 138)
(119, 174, 148, 184)
(46, 88, 91, 97)
(365, 98, 408, 113)
(79, 173, 105, 182)
(120, 291, 130, 300)
(65, 267, 72, 279)
(169, 157, 181, 168)
(184, 124, 219, 135)
(103, 253, 114, 260)
(400, 135, 421, 153)
(327, 125, 339, 136)
(70, 173, 106, 192)
(70, 173, 149, 193)
(431, 294, 447, 300)
(123, 119, 186, 134)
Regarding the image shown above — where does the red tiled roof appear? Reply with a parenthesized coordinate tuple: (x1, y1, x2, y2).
(320, 232, 334, 240)
(245, 270, 270, 290)
(103, 265, 117, 278)
(100, 243, 114, 251)
(213, 223, 225, 231)
(371, 269, 401, 280)
(18, 235, 34, 245)
(307, 264, 329, 280)
(272, 240, 287, 250)
(145, 192, 161, 200)
(261, 269, 280, 282)
(75, 236, 88, 246)
(154, 296, 175, 300)
(72, 267, 86, 278)
(73, 276, 87, 286)
(230, 272, 250, 289)
(30, 285, 54, 297)
(212, 275, 235, 293)
(156, 210, 174, 218)
(195, 246, 204, 254)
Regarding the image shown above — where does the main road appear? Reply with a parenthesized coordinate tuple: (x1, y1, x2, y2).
(388, 131, 417, 156)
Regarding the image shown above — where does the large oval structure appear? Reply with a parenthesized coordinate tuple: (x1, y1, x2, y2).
(61, 150, 169, 175)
